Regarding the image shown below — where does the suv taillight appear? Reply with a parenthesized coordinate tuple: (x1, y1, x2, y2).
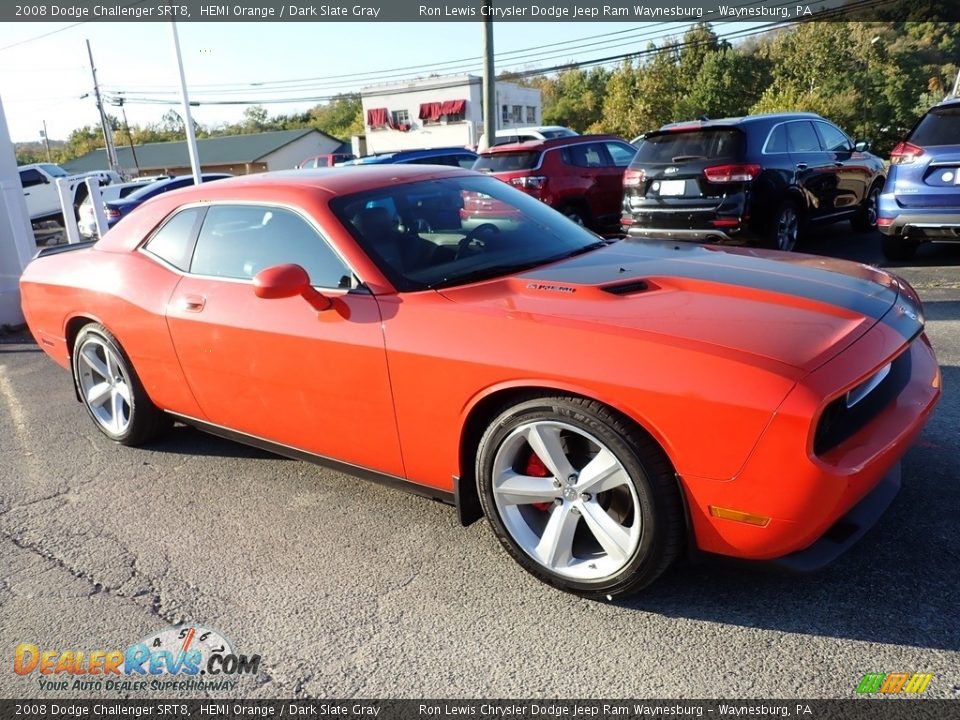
(704, 164, 761, 183)
(508, 176, 546, 192)
(890, 142, 924, 165)
(623, 169, 645, 188)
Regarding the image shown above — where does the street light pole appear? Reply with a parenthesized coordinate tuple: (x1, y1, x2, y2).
(170, 22, 202, 185)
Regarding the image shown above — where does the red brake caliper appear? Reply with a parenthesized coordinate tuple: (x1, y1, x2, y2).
(525, 452, 553, 512)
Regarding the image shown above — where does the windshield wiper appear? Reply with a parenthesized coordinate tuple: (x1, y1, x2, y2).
(426, 260, 546, 290)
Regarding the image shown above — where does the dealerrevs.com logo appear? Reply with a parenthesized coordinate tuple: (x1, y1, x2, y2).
(14, 625, 262, 693)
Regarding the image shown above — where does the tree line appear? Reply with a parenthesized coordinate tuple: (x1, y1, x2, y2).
(14, 21, 960, 167)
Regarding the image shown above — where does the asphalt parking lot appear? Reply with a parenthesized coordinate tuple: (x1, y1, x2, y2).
(1, 227, 958, 700)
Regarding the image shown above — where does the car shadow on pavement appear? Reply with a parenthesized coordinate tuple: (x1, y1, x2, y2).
(148, 424, 286, 461)
(922, 300, 960, 322)
(624, 364, 959, 652)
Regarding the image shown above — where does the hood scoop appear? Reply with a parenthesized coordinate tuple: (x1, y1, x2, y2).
(602, 279, 650, 296)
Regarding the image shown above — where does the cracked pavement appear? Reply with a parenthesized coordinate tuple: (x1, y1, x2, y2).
(1, 228, 959, 699)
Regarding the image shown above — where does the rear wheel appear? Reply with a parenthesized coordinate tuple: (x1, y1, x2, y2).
(476, 396, 684, 599)
(559, 202, 590, 229)
(851, 183, 882, 233)
(72, 323, 171, 445)
(881, 234, 919, 262)
(765, 201, 801, 252)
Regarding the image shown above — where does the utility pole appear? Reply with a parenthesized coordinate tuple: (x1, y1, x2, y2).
(480, 4, 496, 152)
(170, 22, 202, 185)
(86, 39, 120, 174)
(40, 121, 51, 162)
(115, 98, 140, 175)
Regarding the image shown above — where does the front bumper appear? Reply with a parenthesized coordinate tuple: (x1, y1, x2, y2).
(682, 322, 940, 564)
(767, 462, 900, 572)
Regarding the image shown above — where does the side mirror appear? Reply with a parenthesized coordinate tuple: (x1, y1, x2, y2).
(253, 263, 332, 311)
(854, 140, 871, 153)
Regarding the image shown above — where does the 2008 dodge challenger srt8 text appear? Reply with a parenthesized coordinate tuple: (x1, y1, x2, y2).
(20, 166, 940, 598)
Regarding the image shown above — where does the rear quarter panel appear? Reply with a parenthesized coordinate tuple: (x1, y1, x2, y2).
(20, 208, 205, 418)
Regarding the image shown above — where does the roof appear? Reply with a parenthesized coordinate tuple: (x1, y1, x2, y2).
(479, 134, 624, 154)
(657, 112, 821, 131)
(344, 147, 477, 165)
(62, 129, 341, 173)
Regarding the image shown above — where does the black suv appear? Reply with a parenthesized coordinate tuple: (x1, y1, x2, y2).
(621, 112, 887, 251)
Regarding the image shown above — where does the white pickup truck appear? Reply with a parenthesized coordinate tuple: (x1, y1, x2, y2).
(17, 163, 89, 225)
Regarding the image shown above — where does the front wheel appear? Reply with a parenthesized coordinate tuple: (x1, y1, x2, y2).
(851, 183, 882, 233)
(72, 323, 171, 445)
(476, 396, 684, 599)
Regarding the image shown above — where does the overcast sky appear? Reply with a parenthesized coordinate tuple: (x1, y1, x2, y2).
(0, 20, 731, 143)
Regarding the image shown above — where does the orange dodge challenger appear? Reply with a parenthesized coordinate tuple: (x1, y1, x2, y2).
(20, 166, 940, 598)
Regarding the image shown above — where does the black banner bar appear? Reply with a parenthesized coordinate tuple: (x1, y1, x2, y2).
(0, 0, 955, 23)
(1, 700, 959, 720)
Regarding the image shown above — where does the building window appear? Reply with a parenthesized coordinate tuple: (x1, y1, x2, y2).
(512, 105, 523, 124)
(527, 106, 537, 123)
(502, 105, 509, 124)
(392, 109, 410, 127)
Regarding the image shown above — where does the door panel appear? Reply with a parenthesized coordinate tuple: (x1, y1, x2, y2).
(166, 279, 404, 476)
(786, 121, 833, 219)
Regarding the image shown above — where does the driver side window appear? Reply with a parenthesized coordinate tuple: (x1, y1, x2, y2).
(190, 205, 352, 289)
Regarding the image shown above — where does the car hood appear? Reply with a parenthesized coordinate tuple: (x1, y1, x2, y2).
(437, 239, 901, 374)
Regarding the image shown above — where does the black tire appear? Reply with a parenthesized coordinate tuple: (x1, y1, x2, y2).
(764, 200, 802, 252)
(72, 323, 171, 446)
(475, 395, 684, 599)
(559, 202, 591, 229)
(881, 234, 919, 262)
(851, 182, 882, 233)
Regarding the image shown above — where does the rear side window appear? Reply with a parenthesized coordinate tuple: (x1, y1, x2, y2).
(561, 142, 608, 168)
(190, 205, 352, 289)
(786, 122, 823, 153)
(143, 207, 206, 271)
(910, 105, 960, 146)
(630, 129, 744, 165)
(605, 142, 636, 167)
(474, 151, 542, 172)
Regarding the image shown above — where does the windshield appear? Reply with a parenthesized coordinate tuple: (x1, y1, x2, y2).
(40, 164, 68, 177)
(329, 175, 603, 291)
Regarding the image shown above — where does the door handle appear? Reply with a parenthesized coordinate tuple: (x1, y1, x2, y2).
(180, 295, 205, 312)
(795, 163, 808, 170)
(833, 161, 844, 167)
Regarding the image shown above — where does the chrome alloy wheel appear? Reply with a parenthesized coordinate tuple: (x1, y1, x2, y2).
(776, 206, 799, 251)
(491, 420, 642, 581)
(76, 336, 132, 435)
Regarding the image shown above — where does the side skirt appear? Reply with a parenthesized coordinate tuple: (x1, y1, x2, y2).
(168, 414, 456, 506)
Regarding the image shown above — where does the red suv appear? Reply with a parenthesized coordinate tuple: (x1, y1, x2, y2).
(474, 135, 637, 231)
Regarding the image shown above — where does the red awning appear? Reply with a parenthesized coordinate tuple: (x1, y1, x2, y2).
(367, 107, 388, 128)
(418, 100, 466, 121)
(441, 99, 465, 116)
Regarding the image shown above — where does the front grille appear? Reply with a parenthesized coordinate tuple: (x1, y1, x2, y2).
(813, 348, 913, 456)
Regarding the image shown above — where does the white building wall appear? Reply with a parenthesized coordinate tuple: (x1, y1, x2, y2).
(361, 75, 540, 155)
(262, 131, 343, 171)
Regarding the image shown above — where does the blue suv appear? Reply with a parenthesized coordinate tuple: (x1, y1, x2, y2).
(878, 97, 960, 260)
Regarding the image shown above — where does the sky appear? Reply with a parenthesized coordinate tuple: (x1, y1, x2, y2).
(0, 20, 746, 143)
